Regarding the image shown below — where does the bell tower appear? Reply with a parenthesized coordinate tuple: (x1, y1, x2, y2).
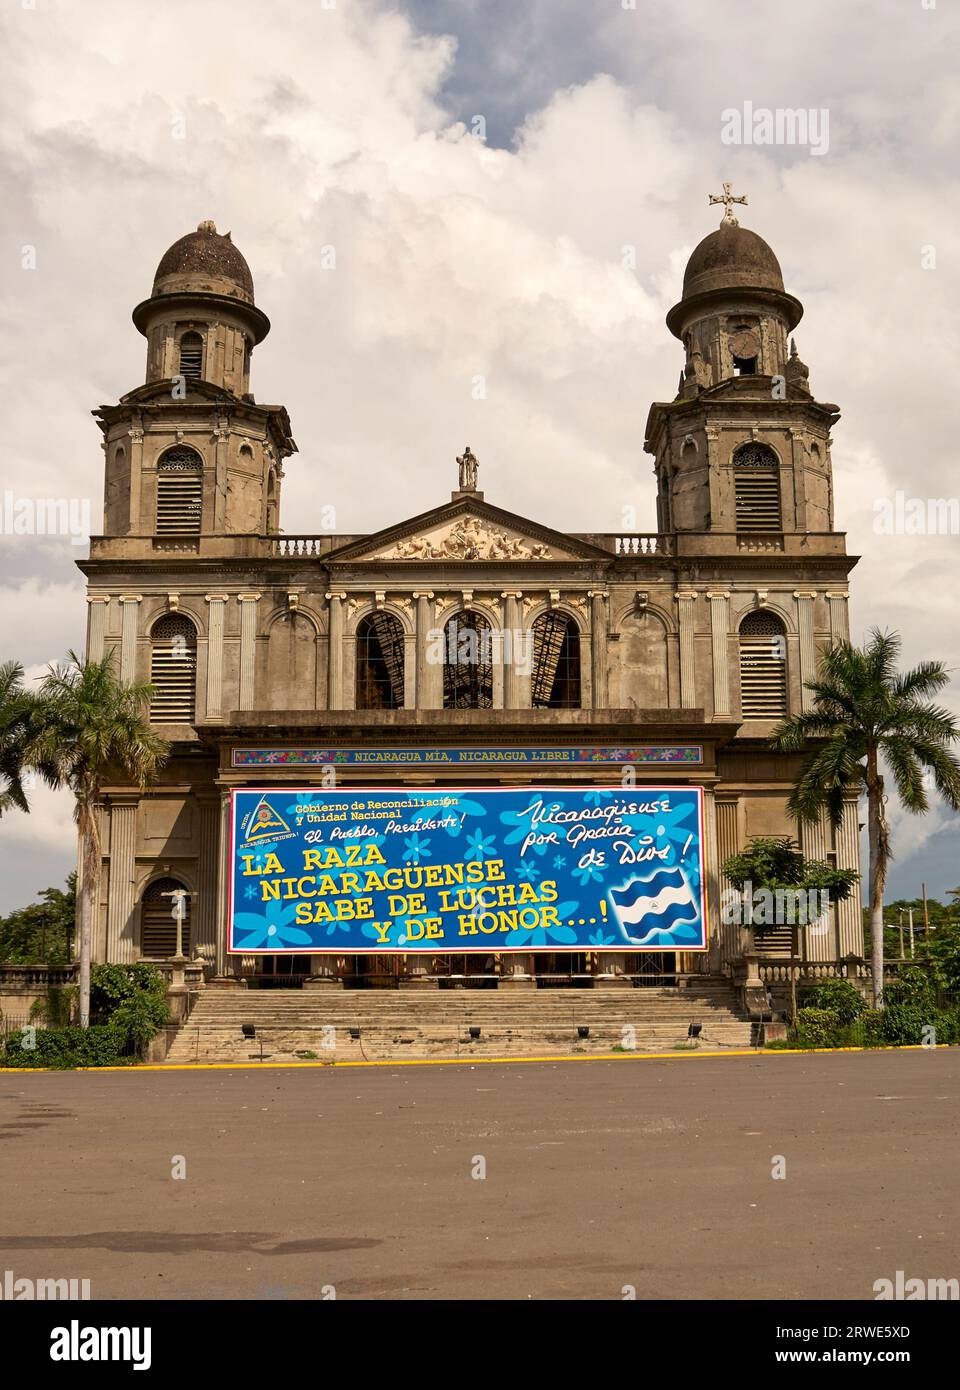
(95, 220, 295, 541)
(645, 187, 839, 544)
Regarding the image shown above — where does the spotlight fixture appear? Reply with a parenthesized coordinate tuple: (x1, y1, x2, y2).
(348, 1027, 361, 1040)
(468, 1026, 481, 1040)
(577, 1025, 590, 1039)
(688, 1023, 702, 1039)
(241, 1023, 256, 1039)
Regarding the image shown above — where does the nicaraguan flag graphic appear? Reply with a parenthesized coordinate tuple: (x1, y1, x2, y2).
(608, 867, 702, 947)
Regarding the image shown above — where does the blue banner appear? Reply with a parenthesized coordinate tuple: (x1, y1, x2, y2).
(228, 786, 707, 954)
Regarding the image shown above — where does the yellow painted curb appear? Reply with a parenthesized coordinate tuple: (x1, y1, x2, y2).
(0, 1043, 951, 1074)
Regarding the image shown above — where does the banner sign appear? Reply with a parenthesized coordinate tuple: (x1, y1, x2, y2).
(228, 786, 707, 954)
(231, 746, 703, 768)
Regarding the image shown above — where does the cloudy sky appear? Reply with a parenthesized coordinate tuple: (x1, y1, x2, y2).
(1, 0, 958, 913)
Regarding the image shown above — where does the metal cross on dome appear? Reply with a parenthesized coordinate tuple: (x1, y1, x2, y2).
(708, 182, 748, 226)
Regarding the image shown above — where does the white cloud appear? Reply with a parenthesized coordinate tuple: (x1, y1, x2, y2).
(0, 0, 958, 907)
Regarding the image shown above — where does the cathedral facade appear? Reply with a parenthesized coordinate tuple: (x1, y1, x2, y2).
(79, 200, 862, 993)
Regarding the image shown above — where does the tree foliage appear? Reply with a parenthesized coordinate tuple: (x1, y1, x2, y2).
(771, 630, 960, 1005)
(0, 875, 76, 964)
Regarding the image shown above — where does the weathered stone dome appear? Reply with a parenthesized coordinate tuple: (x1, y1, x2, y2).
(682, 223, 784, 299)
(152, 220, 255, 304)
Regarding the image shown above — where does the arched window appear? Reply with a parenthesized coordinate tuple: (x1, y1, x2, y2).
(140, 876, 191, 959)
(733, 442, 781, 531)
(739, 610, 787, 719)
(531, 612, 581, 708)
(156, 446, 203, 534)
(150, 614, 198, 723)
(443, 611, 493, 709)
(356, 612, 404, 709)
(178, 331, 203, 381)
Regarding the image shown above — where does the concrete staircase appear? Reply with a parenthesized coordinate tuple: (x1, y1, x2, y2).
(164, 981, 755, 1063)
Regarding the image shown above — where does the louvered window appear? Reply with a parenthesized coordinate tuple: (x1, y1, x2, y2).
(140, 877, 191, 959)
(734, 443, 781, 531)
(156, 447, 203, 534)
(178, 332, 203, 380)
(754, 925, 796, 958)
(150, 614, 197, 723)
(531, 612, 581, 708)
(739, 610, 787, 719)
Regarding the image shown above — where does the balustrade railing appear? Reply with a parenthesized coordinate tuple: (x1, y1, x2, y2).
(0, 964, 77, 989)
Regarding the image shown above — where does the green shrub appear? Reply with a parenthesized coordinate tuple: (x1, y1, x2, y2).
(0, 1025, 132, 1069)
(29, 985, 76, 1028)
(109, 992, 169, 1052)
(932, 1009, 960, 1045)
(881, 966, 935, 1010)
(792, 1007, 843, 1047)
(89, 962, 166, 1020)
(870, 1004, 929, 1046)
(920, 920, 960, 1003)
(799, 978, 867, 1025)
(0, 963, 171, 1068)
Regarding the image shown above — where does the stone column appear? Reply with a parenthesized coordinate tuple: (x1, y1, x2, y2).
(789, 429, 806, 530)
(106, 798, 138, 964)
(715, 797, 740, 967)
(827, 591, 850, 643)
(835, 797, 864, 958)
(326, 591, 347, 710)
(212, 417, 230, 531)
(86, 596, 109, 662)
(205, 593, 228, 719)
(400, 951, 436, 988)
(588, 590, 608, 710)
(237, 593, 260, 711)
(118, 594, 142, 684)
(87, 802, 108, 963)
(696, 785, 721, 975)
(500, 952, 535, 989)
(675, 589, 698, 709)
(304, 955, 343, 989)
(707, 590, 731, 715)
(501, 590, 522, 708)
(128, 422, 144, 532)
(799, 810, 833, 962)
(210, 790, 241, 984)
(194, 798, 220, 968)
(594, 952, 626, 986)
(413, 591, 435, 709)
(402, 630, 417, 708)
(794, 591, 818, 711)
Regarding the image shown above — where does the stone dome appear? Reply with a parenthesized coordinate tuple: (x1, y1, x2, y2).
(682, 222, 784, 299)
(151, 220, 255, 304)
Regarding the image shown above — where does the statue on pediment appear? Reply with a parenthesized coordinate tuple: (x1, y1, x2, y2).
(457, 445, 479, 493)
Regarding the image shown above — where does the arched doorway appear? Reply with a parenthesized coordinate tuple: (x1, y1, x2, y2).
(356, 612, 405, 709)
(140, 877, 191, 959)
(443, 610, 493, 708)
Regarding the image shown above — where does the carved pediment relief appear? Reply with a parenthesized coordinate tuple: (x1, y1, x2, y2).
(377, 515, 561, 561)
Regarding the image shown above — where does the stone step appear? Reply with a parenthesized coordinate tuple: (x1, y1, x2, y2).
(166, 1024, 755, 1064)
(162, 979, 751, 1062)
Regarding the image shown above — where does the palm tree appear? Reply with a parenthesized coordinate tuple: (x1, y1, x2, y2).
(771, 630, 960, 1007)
(26, 653, 168, 1027)
(0, 660, 37, 816)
